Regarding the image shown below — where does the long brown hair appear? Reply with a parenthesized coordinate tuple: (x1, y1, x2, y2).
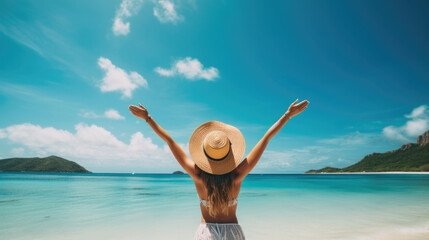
(199, 168, 235, 217)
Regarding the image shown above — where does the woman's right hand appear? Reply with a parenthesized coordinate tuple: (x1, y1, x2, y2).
(286, 99, 309, 118)
(129, 103, 150, 121)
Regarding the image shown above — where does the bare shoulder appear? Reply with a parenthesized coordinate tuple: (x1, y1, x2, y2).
(190, 164, 202, 181)
(232, 168, 244, 185)
(234, 157, 250, 182)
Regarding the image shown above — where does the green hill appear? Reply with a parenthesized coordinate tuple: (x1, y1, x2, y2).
(306, 130, 429, 173)
(0, 155, 91, 173)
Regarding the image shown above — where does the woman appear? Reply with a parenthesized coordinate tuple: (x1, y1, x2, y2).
(128, 99, 309, 239)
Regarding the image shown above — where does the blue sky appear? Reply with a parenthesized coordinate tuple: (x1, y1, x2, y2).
(1, 0, 428, 173)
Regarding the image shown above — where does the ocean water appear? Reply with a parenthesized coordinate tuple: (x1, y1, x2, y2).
(1, 173, 429, 240)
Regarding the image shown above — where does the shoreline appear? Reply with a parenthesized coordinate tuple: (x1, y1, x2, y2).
(306, 171, 429, 174)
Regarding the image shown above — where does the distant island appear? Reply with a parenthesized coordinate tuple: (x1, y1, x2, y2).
(172, 171, 185, 174)
(306, 130, 429, 173)
(0, 155, 91, 173)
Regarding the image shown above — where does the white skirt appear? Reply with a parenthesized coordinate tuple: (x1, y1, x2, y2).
(195, 222, 245, 240)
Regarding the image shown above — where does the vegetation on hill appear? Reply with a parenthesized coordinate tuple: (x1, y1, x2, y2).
(306, 130, 429, 173)
(172, 170, 185, 174)
(0, 155, 91, 173)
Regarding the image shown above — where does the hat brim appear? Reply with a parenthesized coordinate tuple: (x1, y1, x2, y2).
(189, 121, 245, 175)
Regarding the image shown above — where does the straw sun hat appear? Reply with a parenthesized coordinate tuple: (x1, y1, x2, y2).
(189, 121, 246, 175)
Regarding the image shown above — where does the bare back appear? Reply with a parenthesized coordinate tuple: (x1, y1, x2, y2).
(192, 167, 243, 223)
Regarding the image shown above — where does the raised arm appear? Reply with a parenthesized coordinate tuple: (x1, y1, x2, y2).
(128, 104, 198, 178)
(235, 99, 309, 181)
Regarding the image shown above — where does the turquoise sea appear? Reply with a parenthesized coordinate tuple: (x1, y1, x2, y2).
(1, 173, 429, 240)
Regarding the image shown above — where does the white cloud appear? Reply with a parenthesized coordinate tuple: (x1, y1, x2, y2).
(98, 57, 148, 98)
(11, 147, 25, 156)
(318, 131, 375, 145)
(382, 105, 429, 142)
(257, 150, 294, 169)
(0, 129, 6, 138)
(405, 105, 427, 119)
(112, 0, 143, 36)
(112, 18, 130, 36)
(155, 57, 219, 81)
(404, 118, 428, 136)
(0, 123, 186, 172)
(382, 126, 410, 142)
(80, 109, 125, 120)
(153, 0, 182, 23)
(80, 111, 98, 118)
(104, 109, 125, 120)
(255, 146, 335, 173)
(154, 67, 175, 77)
(307, 156, 330, 164)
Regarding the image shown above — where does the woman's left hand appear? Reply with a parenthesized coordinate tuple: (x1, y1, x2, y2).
(129, 104, 150, 121)
(286, 99, 309, 118)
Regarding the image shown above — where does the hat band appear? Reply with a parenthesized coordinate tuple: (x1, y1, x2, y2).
(203, 141, 231, 161)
